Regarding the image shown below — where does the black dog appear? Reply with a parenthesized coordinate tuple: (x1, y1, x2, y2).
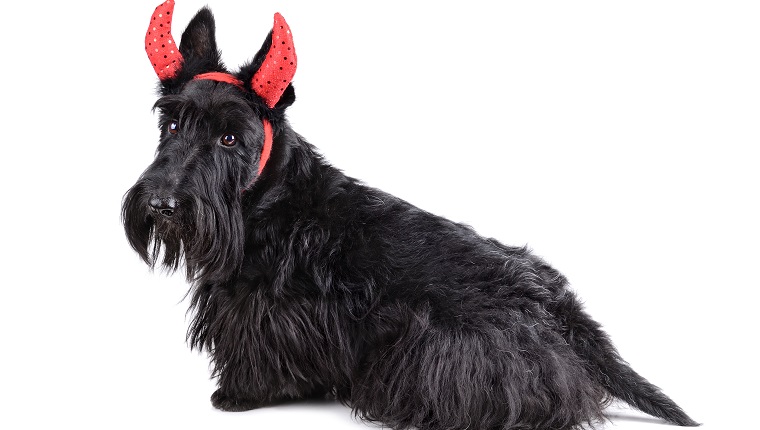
(123, 2, 697, 429)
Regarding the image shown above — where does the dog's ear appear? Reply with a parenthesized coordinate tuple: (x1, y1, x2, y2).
(238, 13, 297, 111)
(178, 8, 223, 73)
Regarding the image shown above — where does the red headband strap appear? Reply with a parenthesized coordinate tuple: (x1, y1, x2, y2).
(259, 119, 273, 175)
(194, 72, 244, 87)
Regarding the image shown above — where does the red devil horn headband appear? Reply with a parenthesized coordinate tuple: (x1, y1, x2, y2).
(251, 13, 297, 108)
(146, 0, 182, 80)
(145, 1, 297, 108)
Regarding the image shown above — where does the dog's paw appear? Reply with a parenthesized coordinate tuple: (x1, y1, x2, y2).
(211, 389, 260, 412)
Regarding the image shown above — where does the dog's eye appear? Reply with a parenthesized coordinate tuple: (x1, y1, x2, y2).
(220, 134, 237, 147)
(168, 120, 179, 135)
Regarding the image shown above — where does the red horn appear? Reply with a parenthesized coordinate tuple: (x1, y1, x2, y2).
(145, 0, 183, 80)
(252, 13, 297, 108)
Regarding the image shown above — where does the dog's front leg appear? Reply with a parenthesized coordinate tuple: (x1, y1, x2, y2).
(197, 290, 330, 412)
(205, 335, 304, 412)
(211, 388, 262, 412)
(210, 367, 328, 412)
(209, 363, 305, 412)
(207, 350, 277, 411)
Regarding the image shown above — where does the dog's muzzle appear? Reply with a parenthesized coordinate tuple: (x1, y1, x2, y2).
(148, 195, 178, 218)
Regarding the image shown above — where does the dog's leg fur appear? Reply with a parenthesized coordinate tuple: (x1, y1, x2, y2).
(351, 304, 607, 429)
(189, 282, 345, 411)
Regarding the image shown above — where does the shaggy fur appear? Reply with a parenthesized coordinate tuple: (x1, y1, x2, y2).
(123, 7, 698, 430)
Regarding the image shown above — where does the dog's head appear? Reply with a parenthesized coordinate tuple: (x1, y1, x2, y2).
(122, 1, 297, 283)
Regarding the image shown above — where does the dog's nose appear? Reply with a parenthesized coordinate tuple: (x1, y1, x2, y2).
(148, 196, 178, 218)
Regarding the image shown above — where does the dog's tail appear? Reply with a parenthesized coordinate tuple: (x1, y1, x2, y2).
(559, 296, 699, 427)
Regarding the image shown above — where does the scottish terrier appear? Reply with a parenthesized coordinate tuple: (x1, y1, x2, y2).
(123, 2, 697, 429)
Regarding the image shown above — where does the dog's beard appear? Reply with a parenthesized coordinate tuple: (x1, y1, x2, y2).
(122, 183, 245, 284)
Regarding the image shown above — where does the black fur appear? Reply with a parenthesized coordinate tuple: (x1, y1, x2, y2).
(123, 7, 698, 430)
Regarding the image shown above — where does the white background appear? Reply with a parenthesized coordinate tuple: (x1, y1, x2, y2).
(1, 1, 757, 428)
